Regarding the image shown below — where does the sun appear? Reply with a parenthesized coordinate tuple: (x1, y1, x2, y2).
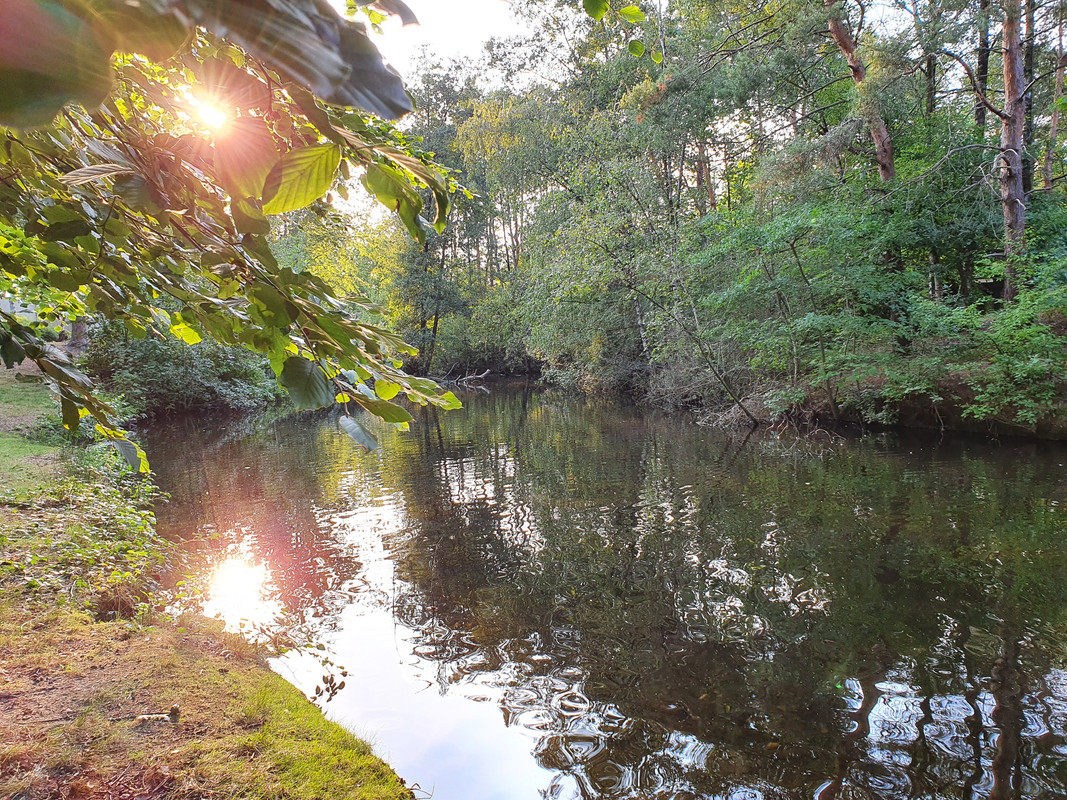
(197, 103, 229, 130)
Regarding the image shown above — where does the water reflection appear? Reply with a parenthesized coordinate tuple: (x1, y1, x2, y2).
(146, 386, 1067, 800)
(201, 549, 280, 630)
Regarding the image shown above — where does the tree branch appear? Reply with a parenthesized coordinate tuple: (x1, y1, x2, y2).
(941, 49, 1010, 120)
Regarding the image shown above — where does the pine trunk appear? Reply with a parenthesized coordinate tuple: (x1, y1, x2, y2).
(826, 0, 895, 180)
(1001, 0, 1026, 302)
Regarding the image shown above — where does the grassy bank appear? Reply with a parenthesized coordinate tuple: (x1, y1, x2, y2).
(0, 367, 412, 799)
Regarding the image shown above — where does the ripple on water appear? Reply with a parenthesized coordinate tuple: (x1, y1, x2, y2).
(555, 690, 593, 716)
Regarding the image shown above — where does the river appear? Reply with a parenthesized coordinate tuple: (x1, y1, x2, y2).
(146, 383, 1067, 800)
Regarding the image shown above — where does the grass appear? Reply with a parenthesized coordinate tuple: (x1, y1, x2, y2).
(0, 368, 58, 497)
(0, 605, 413, 799)
(0, 366, 413, 800)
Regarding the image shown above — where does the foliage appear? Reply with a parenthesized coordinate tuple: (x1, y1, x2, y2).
(0, 443, 162, 616)
(0, 0, 460, 468)
(83, 319, 281, 418)
(351, 0, 1067, 433)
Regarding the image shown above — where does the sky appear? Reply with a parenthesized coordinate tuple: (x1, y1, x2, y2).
(363, 0, 525, 75)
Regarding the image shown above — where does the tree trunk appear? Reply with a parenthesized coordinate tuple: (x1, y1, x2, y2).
(989, 631, 1024, 800)
(68, 317, 89, 354)
(977, 0, 991, 129)
(1044, 14, 1065, 188)
(1023, 0, 1036, 194)
(826, 0, 895, 180)
(1001, 0, 1026, 301)
(925, 53, 937, 116)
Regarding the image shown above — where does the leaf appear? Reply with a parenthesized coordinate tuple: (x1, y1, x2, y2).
(288, 86, 346, 144)
(437, 390, 462, 410)
(112, 175, 162, 214)
(339, 414, 378, 451)
(0, 0, 114, 128)
(374, 379, 401, 400)
(40, 220, 92, 243)
(353, 394, 414, 424)
(213, 115, 278, 199)
(197, 56, 271, 111)
(583, 0, 610, 22)
(61, 397, 80, 432)
(182, 0, 413, 119)
(262, 144, 342, 215)
(252, 285, 296, 324)
(628, 40, 646, 56)
(170, 321, 202, 344)
(111, 437, 150, 473)
(60, 163, 135, 186)
(95, 426, 150, 473)
(232, 198, 270, 235)
(279, 355, 336, 410)
(366, 0, 419, 26)
(617, 5, 645, 22)
(361, 163, 428, 244)
(651, 50, 663, 64)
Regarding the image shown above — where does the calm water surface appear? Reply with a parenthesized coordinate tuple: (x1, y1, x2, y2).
(146, 385, 1067, 800)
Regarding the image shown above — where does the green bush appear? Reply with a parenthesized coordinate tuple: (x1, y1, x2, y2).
(83, 321, 281, 418)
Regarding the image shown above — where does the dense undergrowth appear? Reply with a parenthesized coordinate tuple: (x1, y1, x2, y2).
(82, 320, 282, 420)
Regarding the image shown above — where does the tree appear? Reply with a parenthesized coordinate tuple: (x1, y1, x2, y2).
(0, 0, 460, 466)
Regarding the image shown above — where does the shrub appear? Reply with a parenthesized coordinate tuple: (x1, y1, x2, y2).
(83, 321, 281, 418)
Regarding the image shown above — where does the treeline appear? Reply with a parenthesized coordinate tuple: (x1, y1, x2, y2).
(278, 0, 1067, 434)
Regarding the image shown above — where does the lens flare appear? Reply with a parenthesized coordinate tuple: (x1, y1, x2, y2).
(197, 103, 228, 130)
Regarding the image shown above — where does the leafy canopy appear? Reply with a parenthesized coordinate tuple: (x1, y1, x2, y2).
(0, 0, 463, 466)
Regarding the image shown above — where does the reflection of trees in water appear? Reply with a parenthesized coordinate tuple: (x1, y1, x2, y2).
(146, 390, 1067, 798)
(382, 390, 1067, 799)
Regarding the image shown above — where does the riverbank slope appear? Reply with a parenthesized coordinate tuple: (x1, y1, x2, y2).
(0, 366, 412, 799)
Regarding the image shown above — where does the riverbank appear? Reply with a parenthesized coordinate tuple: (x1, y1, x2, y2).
(0, 366, 412, 799)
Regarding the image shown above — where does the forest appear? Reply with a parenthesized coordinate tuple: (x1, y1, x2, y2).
(266, 0, 1067, 436)
(1, 0, 1064, 439)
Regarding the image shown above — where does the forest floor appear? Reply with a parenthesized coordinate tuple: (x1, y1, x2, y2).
(0, 364, 413, 800)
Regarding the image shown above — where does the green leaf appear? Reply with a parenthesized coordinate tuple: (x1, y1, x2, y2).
(628, 40, 646, 56)
(214, 116, 278, 199)
(617, 5, 645, 22)
(279, 355, 335, 410)
(651, 50, 663, 64)
(232, 198, 271, 235)
(361, 163, 428, 244)
(61, 397, 80, 432)
(437, 390, 462, 410)
(112, 175, 162, 214)
(40, 219, 92, 243)
(252, 285, 296, 324)
(112, 438, 149, 473)
(339, 414, 378, 451)
(353, 394, 414, 424)
(96, 427, 150, 473)
(288, 86, 346, 145)
(374, 379, 401, 400)
(262, 144, 342, 215)
(170, 321, 202, 345)
(583, 0, 610, 22)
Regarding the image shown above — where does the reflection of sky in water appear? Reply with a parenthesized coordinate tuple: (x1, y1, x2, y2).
(148, 392, 1067, 800)
(275, 497, 556, 800)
